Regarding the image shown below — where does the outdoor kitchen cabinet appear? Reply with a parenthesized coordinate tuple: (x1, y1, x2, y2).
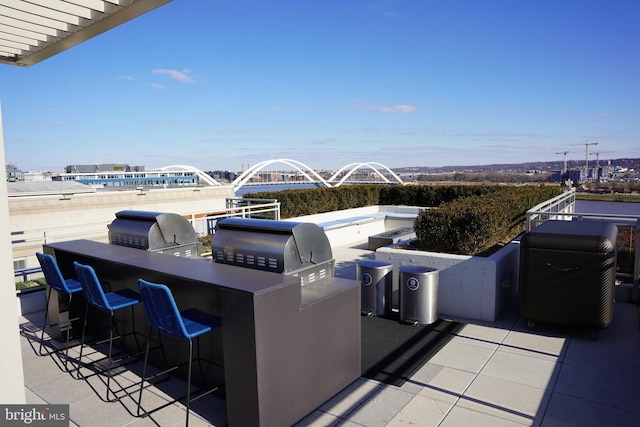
(44, 239, 360, 427)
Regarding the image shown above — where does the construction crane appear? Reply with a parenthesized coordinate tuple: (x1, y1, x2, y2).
(555, 151, 575, 173)
(589, 151, 616, 170)
(569, 140, 598, 176)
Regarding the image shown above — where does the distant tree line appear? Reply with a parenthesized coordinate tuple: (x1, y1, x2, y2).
(580, 181, 640, 194)
(417, 171, 551, 183)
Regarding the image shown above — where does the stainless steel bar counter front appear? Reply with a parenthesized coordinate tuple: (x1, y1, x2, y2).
(44, 240, 361, 427)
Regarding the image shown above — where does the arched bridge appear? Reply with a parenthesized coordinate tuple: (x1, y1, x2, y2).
(231, 159, 404, 190)
(163, 160, 404, 191)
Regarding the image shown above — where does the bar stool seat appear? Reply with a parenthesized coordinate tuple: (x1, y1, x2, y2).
(74, 261, 142, 402)
(35, 252, 83, 371)
(136, 278, 223, 426)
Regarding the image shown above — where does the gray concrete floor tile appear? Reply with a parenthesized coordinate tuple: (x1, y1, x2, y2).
(542, 391, 640, 427)
(456, 322, 511, 344)
(504, 321, 570, 357)
(440, 405, 530, 427)
(346, 385, 415, 427)
(24, 388, 46, 404)
(319, 377, 385, 418)
(448, 334, 501, 351)
(294, 410, 363, 427)
(563, 333, 640, 377)
(554, 363, 640, 413)
(458, 375, 551, 425)
(480, 350, 561, 389)
(17, 239, 640, 427)
(68, 395, 141, 427)
(387, 394, 453, 427)
(595, 301, 640, 347)
(411, 365, 475, 404)
(27, 368, 98, 405)
(427, 340, 496, 374)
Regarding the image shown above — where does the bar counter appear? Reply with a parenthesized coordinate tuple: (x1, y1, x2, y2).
(44, 240, 361, 427)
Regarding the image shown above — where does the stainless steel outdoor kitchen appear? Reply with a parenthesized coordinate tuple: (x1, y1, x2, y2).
(43, 214, 361, 427)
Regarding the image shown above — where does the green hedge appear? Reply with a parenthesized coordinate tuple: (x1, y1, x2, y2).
(414, 185, 563, 255)
(378, 184, 498, 207)
(244, 184, 563, 255)
(244, 185, 382, 218)
(244, 184, 509, 218)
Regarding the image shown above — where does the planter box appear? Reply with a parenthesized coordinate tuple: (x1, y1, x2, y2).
(17, 288, 46, 316)
(291, 205, 419, 247)
(368, 227, 416, 250)
(375, 241, 520, 322)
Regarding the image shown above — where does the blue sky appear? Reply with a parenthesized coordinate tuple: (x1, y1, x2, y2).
(1, 0, 638, 172)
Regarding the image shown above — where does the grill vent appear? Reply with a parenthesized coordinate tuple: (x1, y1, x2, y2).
(211, 218, 335, 284)
(109, 210, 200, 257)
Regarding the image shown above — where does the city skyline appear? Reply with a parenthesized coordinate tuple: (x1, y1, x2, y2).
(1, 0, 638, 172)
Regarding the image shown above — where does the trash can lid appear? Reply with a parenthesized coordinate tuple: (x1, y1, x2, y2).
(356, 260, 393, 269)
(399, 265, 438, 274)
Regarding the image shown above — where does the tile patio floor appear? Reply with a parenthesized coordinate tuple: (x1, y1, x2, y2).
(18, 241, 640, 426)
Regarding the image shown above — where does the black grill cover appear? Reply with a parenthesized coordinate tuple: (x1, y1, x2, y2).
(519, 220, 618, 330)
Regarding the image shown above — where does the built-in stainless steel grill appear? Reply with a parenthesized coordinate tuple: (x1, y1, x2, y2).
(211, 217, 334, 285)
(109, 210, 200, 257)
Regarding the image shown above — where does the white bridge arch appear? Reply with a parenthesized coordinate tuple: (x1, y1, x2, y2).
(232, 159, 331, 189)
(327, 162, 405, 187)
(231, 159, 403, 190)
(159, 165, 223, 186)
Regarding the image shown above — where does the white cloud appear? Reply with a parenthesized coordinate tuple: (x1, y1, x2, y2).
(151, 68, 197, 83)
(149, 82, 165, 90)
(371, 104, 418, 113)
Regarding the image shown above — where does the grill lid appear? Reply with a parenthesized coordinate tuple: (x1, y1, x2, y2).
(211, 218, 333, 274)
(109, 210, 197, 250)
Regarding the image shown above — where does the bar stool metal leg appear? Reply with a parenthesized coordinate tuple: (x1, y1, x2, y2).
(35, 252, 83, 372)
(136, 279, 223, 426)
(74, 261, 142, 402)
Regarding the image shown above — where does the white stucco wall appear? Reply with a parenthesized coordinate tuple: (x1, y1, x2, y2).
(290, 205, 420, 247)
(0, 102, 26, 403)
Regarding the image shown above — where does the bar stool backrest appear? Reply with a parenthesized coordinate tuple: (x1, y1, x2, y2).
(36, 252, 74, 294)
(137, 279, 189, 339)
(73, 262, 110, 311)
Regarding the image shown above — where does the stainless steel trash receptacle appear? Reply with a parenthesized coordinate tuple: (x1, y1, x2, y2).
(357, 260, 393, 317)
(399, 265, 438, 325)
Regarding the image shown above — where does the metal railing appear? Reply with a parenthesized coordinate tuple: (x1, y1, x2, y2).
(526, 188, 640, 291)
(525, 189, 576, 231)
(204, 198, 280, 235)
(14, 267, 42, 282)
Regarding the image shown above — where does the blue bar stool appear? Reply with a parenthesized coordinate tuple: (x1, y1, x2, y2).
(73, 261, 142, 402)
(35, 252, 83, 371)
(136, 279, 222, 426)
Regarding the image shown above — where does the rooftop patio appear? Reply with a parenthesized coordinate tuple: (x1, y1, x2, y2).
(18, 238, 640, 427)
